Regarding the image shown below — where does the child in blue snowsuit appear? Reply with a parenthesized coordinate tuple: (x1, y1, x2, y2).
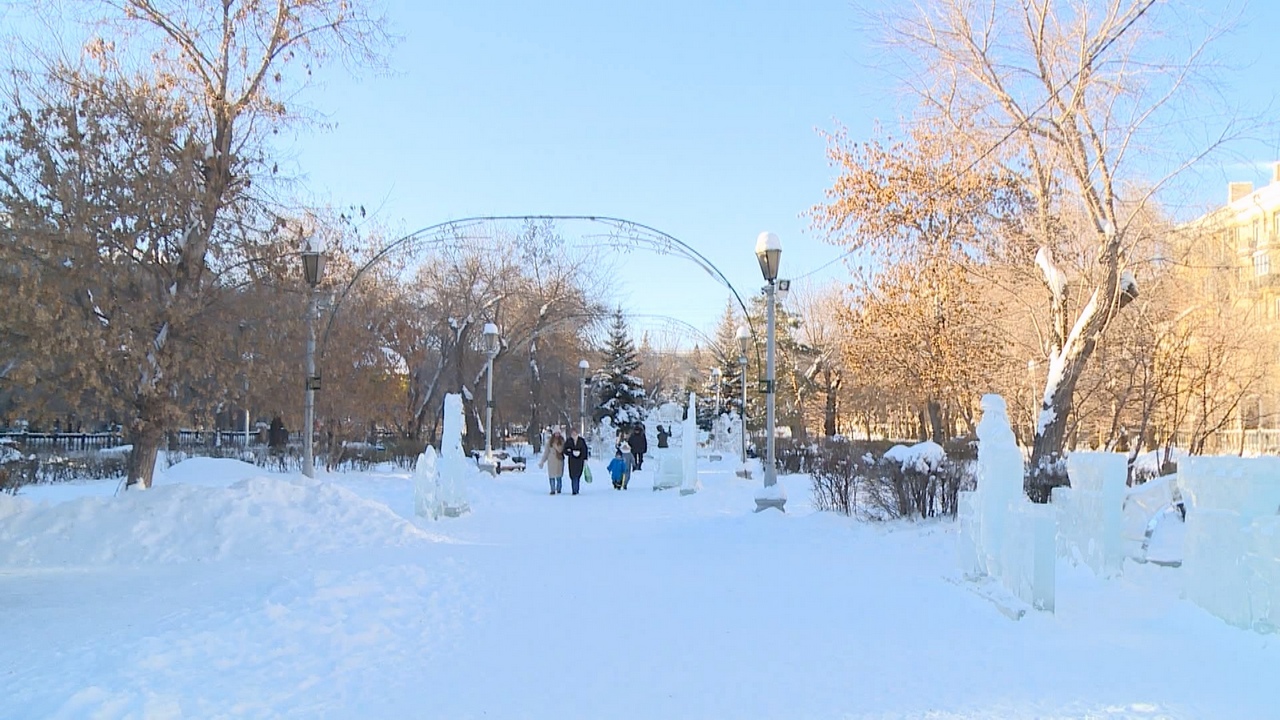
(608, 450, 630, 490)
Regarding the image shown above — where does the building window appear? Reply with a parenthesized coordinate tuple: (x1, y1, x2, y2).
(1255, 251, 1271, 277)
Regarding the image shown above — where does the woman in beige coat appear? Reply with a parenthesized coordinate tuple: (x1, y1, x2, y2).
(539, 431, 566, 494)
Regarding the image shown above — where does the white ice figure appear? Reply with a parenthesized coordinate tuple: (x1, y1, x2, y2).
(721, 411, 742, 458)
(976, 394, 1023, 579)
(680, 392, 700, 496)
(434, 393, 471, 518)
(655, 397, 686, 425)
(968, 394, 1054, 613)
(596, 416, 615, 459)
(413, 446, 442, 520)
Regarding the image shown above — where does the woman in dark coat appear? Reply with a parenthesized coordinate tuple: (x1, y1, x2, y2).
(562, 426, 589, 495)
(628, 425, 648, 470)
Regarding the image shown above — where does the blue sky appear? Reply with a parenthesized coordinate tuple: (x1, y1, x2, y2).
(286, 0, 1280, 335)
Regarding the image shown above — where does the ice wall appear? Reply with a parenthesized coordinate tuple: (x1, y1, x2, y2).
(1179, 456, 1280, 631)
(1054, 452, 1126, 577)
(961, 394, 1054, 612)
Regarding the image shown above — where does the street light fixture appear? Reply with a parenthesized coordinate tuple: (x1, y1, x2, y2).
(736, 325, 750, 466)
(755, 231, 784, 512)
(578, 359, 590, 437)
(482, 322, 501, 469)
(301, 239, 326, 479)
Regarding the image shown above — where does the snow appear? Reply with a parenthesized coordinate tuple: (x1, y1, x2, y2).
(2, 455, 1278, 718)
(755, 230, 781, 253)
(1035, 246, 1066, 299)
(1120, 269, 1138, 297)
(883, 440, 945, 473)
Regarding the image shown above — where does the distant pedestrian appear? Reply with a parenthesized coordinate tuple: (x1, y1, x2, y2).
(656, 424, 670, 449)
(628, 424, 648, 470)
(539, 430, 566, 495)
(608, 450, 630, 490)
(268, 416, 288, 450)
(563, 426, 589, 495)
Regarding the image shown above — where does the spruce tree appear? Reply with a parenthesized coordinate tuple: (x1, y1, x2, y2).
(594, 309, 647, 430)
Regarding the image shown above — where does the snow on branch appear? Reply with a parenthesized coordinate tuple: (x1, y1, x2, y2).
(1035, 247, 1066, 300)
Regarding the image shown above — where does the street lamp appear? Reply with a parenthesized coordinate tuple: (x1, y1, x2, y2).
(301, 240, 326, 478)
(736, 325, 750, 466)
(579, 359, 590, 437)
(755, 231, 784, 511)
(482, 322, 501, 467)
(710, 367, 722, 417)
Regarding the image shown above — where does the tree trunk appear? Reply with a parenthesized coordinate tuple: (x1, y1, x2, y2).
(125, 406, 164, 489)
(926, 398, 945, 444)
(823, 387, 837, 437)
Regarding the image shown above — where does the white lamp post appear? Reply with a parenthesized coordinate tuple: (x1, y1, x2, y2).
(736, 325, 750, 466)
(482, 322, 501, 466)
(301, 242, 325, 478)
(578, 359, 590, 437)
(710, 367, 722, 417)
(755, 231, 784, 511)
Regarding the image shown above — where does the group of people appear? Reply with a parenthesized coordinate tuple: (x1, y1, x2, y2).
(537, 423, 649, 495)
(537, 426, 590, 495)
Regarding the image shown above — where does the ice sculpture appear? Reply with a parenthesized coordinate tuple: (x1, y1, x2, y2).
(1057, 452, 1126, 577)
(1179, 456, 1280, 631)
(680, 392, 700, 496)
(432, 393, 471, 518)
(413, 446, 441, 519)
(962, 394, 1054, 613)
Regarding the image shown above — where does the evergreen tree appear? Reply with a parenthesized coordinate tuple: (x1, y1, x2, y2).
(710, 300, 748, 417)
(593, 309, 647, 430)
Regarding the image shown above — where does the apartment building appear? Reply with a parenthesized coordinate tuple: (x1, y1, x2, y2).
(1177, 162, 1280, 452)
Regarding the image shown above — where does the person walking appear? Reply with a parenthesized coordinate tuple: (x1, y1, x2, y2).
(563, 426, 589, 495)
(608, 450, 629, 490)
(628, 424, 648, 471)
(539, 430, 566, 495)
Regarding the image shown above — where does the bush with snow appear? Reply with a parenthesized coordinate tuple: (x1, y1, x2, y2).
(810, 440, 974, 519)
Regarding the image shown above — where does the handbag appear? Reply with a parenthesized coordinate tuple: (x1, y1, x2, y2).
(583, 465, 593, 483)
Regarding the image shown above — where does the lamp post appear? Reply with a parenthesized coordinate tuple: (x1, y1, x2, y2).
(755, 231, 784, 511)
(238, 321, 252, 449)
(301, 243, 325, 478)
(578, 359, 590, 437)
(736, 325, 750, 466)
(710, 367, 722, 417)
(483, 322, 501, 467)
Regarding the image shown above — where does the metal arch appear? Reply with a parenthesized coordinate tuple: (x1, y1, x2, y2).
(317, 215, 764, 368)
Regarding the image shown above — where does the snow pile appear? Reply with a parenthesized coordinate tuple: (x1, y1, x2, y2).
(883, 440, 945, 473)
(0, 474, 442, 567)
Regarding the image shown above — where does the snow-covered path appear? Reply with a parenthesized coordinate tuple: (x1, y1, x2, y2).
(1, 458, 1276, 718)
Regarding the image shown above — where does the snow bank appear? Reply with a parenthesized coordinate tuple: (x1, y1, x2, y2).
(0, 473, 444, 567)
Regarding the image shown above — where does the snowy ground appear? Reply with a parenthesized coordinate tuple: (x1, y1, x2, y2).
(1, 453, 1276, 719)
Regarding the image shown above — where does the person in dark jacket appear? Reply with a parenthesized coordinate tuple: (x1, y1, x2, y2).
(628, 424, 648, 470)
(656, 425, 670, 449)
(562, 426, 589, 495)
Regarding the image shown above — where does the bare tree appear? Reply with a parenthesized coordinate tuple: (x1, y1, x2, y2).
(0, 1, 388, 488)
(879, 0, 1251, 499)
